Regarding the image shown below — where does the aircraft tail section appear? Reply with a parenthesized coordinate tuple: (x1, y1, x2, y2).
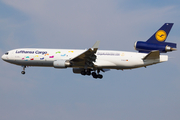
(134, 23, 177, 53)
(146, 23, 173, 44)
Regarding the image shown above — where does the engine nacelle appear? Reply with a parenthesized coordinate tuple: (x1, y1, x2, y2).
(73, 68, 84, 74)
(53, 60, 70, 68)
(134, 41, 176, 53)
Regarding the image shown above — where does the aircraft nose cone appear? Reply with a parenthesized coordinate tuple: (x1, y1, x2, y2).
(1, 55, 6, 60)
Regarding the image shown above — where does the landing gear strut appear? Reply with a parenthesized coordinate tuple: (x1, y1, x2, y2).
(21, 66, 26, 75)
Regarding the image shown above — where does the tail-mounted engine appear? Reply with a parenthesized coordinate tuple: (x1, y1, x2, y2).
(134, 41, 177, 53)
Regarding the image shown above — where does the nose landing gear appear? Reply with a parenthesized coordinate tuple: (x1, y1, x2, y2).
(21, 66, 26, 75)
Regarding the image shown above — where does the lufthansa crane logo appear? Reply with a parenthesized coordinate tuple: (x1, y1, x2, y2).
(155, 30, 167, 42)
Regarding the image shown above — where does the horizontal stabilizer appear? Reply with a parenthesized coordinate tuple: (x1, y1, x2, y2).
(143, 50, 160, 60)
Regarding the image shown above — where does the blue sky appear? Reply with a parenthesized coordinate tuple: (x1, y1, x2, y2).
(0, 0, 180, 120)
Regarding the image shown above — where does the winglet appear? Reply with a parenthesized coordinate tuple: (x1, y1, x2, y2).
(92, 41, 100, 49)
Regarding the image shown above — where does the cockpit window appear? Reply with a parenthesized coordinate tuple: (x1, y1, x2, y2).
(5, 52, 8, 55)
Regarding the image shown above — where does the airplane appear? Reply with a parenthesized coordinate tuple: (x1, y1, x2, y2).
(1, 23, 177, 79)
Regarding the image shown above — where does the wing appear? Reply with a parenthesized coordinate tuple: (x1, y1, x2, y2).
(70, 41, 100, 67)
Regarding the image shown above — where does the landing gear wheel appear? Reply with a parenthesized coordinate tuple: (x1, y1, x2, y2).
(81, 71, 87, 76)
(21, 66, 26, 75)
(98, 74, 103, 79)
(92, 72, 97, 79)
(86, 71, 91, 76)
(21, 71, 25, 74)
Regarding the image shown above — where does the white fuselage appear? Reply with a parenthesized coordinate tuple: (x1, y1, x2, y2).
(1, 48, 168, 70)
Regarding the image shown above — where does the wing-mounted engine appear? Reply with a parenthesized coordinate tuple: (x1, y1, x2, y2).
(53, 59, 71, 68)
(134, 41, 176, 53)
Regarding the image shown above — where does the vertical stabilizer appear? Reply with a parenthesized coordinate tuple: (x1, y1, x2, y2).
(146, 23, 173, 44)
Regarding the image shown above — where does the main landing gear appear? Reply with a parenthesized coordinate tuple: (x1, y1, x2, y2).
(81, 69, 103, 79)
(21, 66, 26, 75)
(92, 72, 103, 79)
